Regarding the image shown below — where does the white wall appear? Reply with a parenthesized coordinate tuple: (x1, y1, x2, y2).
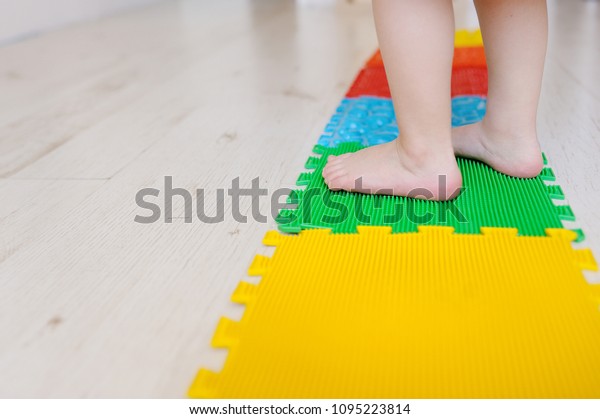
(0, 0, 160, 45)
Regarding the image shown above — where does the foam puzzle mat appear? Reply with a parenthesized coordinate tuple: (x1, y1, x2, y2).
(454, 29, 484, 47)
(452, 46, 487, 68)
(346, 66, 488, 98)
(276, 143, 578, 238)
(365, 50, 384, 68)
(318, 96, 487, 147)
(366, 46, 486, 69)
(189, 227, 599, 398)
(189, 29, 594, 399)
(345, 67, 391, 98)
(451, 67, 488, 96)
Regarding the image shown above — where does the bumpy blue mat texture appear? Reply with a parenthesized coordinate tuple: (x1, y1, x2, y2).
(318, 95, 487, 148)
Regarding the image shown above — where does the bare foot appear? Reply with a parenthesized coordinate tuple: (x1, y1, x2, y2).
(322, 140, 463, 201)
(452, 122, 544, 178)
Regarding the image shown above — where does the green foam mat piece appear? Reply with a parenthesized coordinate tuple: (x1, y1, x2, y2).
(276, 143, 578, 236)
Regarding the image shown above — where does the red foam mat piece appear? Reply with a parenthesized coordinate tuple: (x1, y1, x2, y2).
(366, 47, 486, 69)
(365, 51, 383, 68)
(451, 67, 488, 96)
(452, 47, 486, 68)
(346, 66, 488, 98)
(345, 67, 391, 98)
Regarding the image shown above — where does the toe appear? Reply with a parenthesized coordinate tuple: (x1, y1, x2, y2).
(328, 153, 350, 162)
(322, 160, 345, 177)
(323, 168, 345, 184)
(322, 163, 335, 177)
(324, 168, 348, 184)
(325, 172, 351, 191)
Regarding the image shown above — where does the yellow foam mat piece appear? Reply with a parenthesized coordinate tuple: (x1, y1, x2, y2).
(455, 29, 483, 47)
(189, 227, 600, 398)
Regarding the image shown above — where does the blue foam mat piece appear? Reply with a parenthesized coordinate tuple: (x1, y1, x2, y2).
(318, 95, 487, 147)
(451, 95, 487, 127)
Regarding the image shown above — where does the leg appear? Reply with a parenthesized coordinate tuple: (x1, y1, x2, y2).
(452, 0, 547, 177)
(322, 0, 461, 200)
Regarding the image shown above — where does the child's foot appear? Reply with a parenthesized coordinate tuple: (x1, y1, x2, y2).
(322, 140, 463, 201)
(452, 122, 544, 178)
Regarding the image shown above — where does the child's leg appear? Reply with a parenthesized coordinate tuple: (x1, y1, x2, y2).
(452, 0, 547, 178)
(322, 0, 461, 200)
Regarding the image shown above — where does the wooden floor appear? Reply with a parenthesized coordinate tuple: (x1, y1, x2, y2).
(0, 0, 598, 398)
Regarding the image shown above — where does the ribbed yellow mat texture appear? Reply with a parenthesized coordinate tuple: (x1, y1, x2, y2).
(455, 29, 483, 47)
(189, 227, 599, 398)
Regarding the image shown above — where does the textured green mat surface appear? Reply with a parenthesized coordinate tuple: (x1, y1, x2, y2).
(276, 143, 580, 238)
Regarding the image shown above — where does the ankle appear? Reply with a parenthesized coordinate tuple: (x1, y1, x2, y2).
(480, 118, 538, 144)
(395, 135, 455, 166)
